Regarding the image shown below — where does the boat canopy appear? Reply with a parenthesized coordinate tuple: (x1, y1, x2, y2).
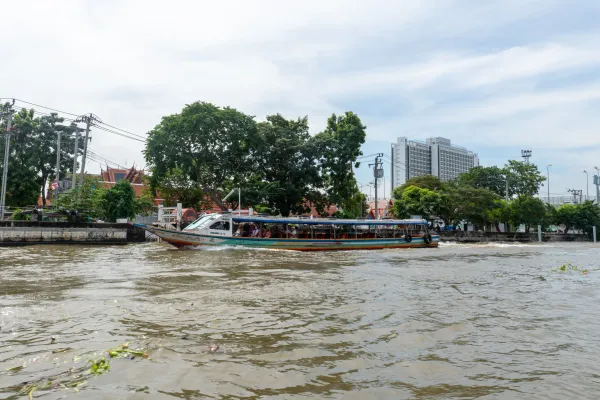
(231, 215, 427, 226)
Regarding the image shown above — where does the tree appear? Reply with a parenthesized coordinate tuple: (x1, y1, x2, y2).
(144, 102, 258, 210)
(248, 114, 323, 216)
(0, 108, 41, 207)
(455, 186, 500, 228)
(392, 186, 442, 221)
(153, 167, 212, 210)
(101, 180, 136, 222)
(315, 112, 366, 211)
(554, 201, 600, 239)
(134, 189, 156, 216)
(392, 175, 446, 199)
(457, 166, 507, 197)
(0, 107, 79, 208)
(510, 195, 547, 232)
(55, 175, 106, 219)
(486, 199, 512, 231)
(572, 201, 600, 240)
(505, 160, 546, 197)
(552, 204, 577, 233)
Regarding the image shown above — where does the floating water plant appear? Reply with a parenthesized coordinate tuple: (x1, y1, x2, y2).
(88, 357, 110, 375)
(553, 263, 589, 274)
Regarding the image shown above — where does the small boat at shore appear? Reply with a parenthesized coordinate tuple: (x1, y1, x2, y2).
(135, 212, 439, 251)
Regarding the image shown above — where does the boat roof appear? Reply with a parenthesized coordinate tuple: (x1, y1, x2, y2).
(230, 215, 427, 226)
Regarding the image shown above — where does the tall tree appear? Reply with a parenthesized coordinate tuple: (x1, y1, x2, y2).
(391, 186, 441, 221)
(249, 114, 322, 216)
(0, 108, 41, 207)
(315, 112, 366, 211)
(505, 160, 546, 197)
(153, 167, 213, 210)
(0, 108, 79, 208)
(510, 195, 547, 232)
(457, 166, 507, 197)
(144, 102, 258, 210)
(392, 175, 446, 199)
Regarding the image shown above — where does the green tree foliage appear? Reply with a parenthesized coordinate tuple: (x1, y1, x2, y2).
(392, 186, 441, 221)
(101, 180, 136, 222)
(486, 199, 512, 231)
(0, 107, 78, 207)
(0, 108, 42, 207)
(315, 112, 366, 211)
(505, 160, 546, 197)
(458, 162, 545, 199)
(153, 167, 212, 210)
(553, 201, 600, 238)
(392, 175, 446, 199)
(144, 102, 258, 210)
(248, 114, 323, 217)
(55, 175, 105, 219)
(454, 186, 500, 227)
(134, 189, 156, 216)
(457, 166, 507, 197)
(509, 195, 547, 232)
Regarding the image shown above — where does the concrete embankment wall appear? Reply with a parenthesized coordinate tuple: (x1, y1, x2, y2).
(0, 221, 146, 246)
(440, 231, 586, 243)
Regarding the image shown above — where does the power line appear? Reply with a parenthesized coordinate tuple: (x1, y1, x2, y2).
(97, 121, 147, 140)
(4, 98, 147, 142)
(94, 125, 146, 143)
(11, 98, 80, 117)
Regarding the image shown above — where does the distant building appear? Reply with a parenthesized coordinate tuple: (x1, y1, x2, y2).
(391, 137, 479, 190)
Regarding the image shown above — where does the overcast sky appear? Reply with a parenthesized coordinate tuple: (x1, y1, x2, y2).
(2, 0, 599, 199)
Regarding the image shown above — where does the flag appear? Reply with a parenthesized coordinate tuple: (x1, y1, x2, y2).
(51, 180, 59, 190)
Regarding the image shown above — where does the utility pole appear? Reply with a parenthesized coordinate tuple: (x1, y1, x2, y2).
(369, 153, 384, 219)
(76, 113, 101, 192)
(54, 130, 61, 206)
(0, 100, 15, 220)
(567, 189, 582, 204)
(594, 167, 600, 205)
(71, 126, 79, 192)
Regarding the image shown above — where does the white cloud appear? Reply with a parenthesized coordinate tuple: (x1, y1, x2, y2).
(1, 0, 599, 197)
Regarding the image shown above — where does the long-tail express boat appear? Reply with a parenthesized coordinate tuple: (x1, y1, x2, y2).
(135, 212, 439, 251)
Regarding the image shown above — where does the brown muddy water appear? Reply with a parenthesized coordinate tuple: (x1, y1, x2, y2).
(1, 242, 600, 399)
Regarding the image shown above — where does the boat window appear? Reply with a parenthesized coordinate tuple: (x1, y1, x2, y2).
(184, 214, 211, 230)
(210, 221, 230, 230)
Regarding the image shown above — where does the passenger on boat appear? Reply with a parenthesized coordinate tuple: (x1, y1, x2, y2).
(289, 226, 298, 238)
(251, 224, 260, 237)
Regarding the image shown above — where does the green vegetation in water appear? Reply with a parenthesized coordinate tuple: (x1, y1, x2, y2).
(108, 342, 149, 359)
(88, 357, 110, 375)
(16, 342, 149, 398)
(552, 263, 589, 274)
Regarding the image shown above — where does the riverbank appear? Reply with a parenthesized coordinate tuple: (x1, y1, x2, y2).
(0, 221, 146, 246)
(439, 231, 587, 243)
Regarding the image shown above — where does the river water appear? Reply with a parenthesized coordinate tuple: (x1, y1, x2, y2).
(1, 242, 600, 399)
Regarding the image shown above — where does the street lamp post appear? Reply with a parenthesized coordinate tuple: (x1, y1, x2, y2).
(595, 166, 600, 205)
(546, 164, 552, 203)
(584, 170, 589, 200)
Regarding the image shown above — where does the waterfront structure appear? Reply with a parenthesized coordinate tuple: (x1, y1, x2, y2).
(391, 137, 479, 189)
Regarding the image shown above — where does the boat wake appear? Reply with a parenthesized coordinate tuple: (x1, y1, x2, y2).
(439, 241, 553, 248)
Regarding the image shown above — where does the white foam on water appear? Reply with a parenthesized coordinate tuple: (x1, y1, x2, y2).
(439, 241, 553, 249)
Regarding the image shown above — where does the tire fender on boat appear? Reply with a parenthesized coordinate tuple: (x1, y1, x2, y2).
(423, 233, 432, 244)
(405, 234, 412, 243)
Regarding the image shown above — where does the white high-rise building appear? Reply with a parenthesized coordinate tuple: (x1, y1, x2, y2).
(391, 136, 479, 190)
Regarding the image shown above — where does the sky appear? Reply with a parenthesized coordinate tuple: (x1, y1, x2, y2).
(1, 0, 600, 200)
